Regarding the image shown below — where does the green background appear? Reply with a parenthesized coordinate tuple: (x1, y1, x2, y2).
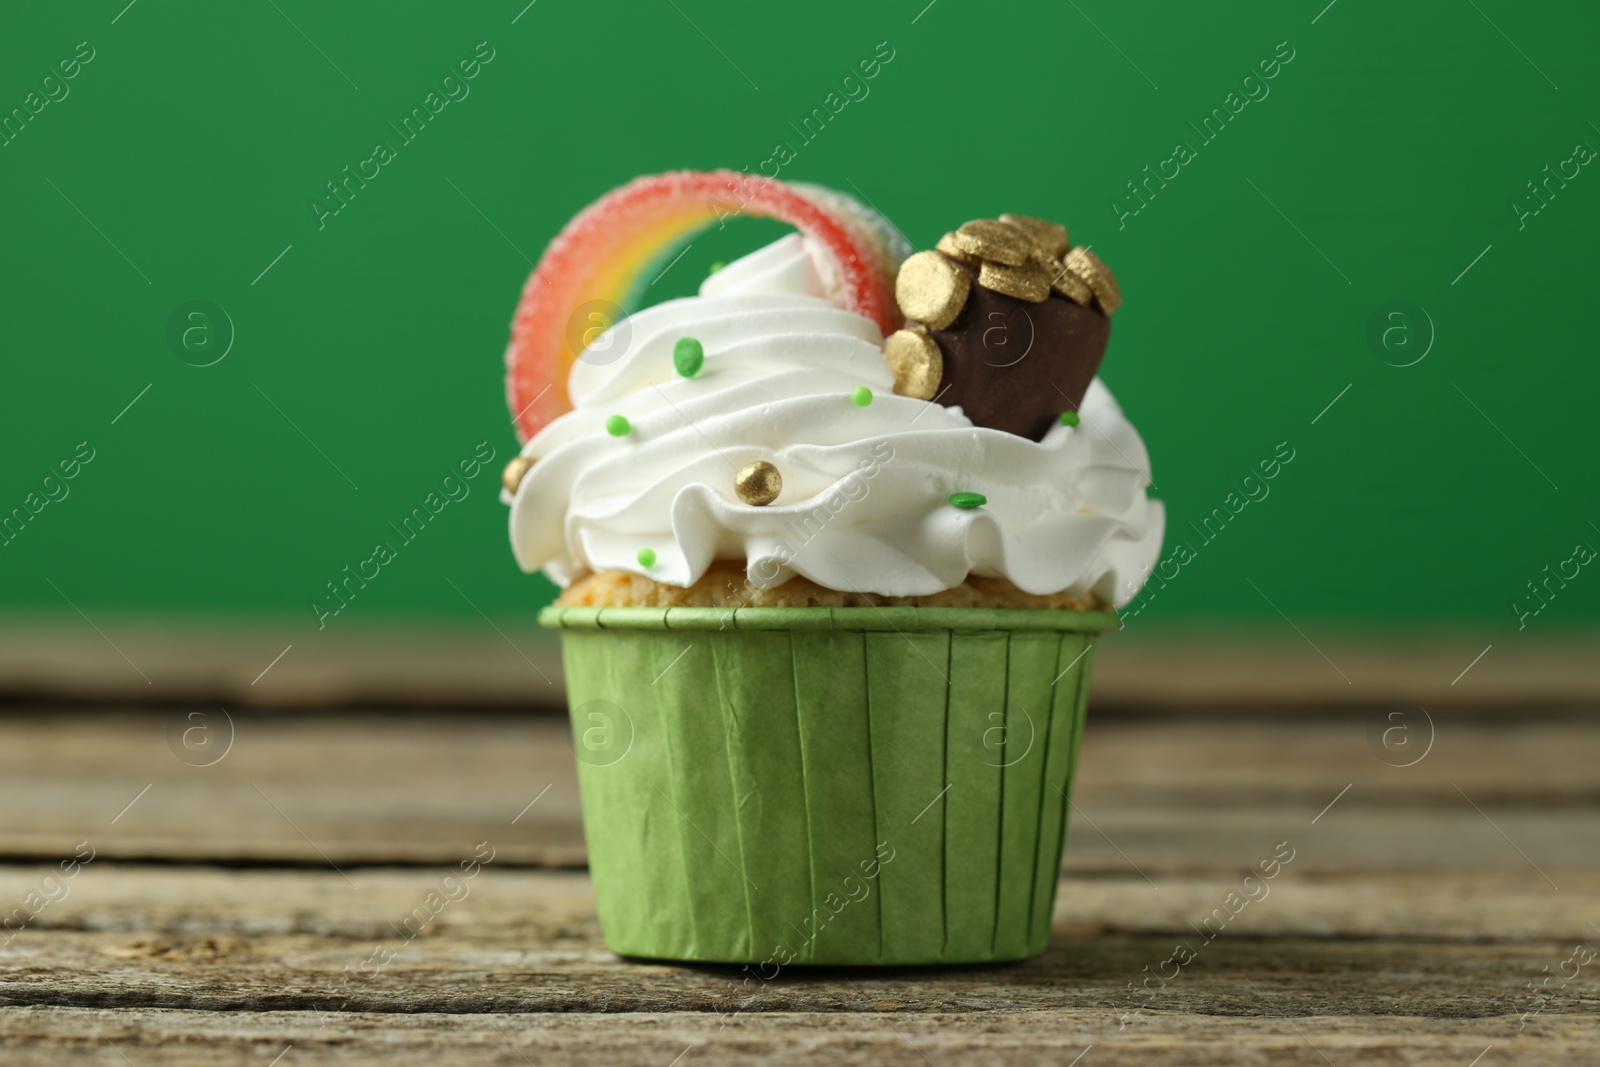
(3, 0, 1596, 639)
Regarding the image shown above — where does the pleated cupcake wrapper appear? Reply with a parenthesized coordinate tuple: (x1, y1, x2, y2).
(542, 606, 1116, 965)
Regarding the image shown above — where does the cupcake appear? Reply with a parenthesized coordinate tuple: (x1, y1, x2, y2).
(500, 171, 1162, 965)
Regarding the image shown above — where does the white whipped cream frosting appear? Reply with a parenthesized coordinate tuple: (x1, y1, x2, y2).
(508, 235, 1164, 606)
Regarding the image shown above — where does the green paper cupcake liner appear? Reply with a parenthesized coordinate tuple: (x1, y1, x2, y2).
(541, 605, 1117, 966)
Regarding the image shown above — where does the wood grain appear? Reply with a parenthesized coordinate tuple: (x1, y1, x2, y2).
(4, 614, 1596, 708)
(0, 865, 1593, 1065)
(0, 712, 586, 867)
(2, 865, 1595, 961)
(1, 709, 1594, 1064)
(2, 712, 1595, 874)
(6, 1006, 1593, 1067)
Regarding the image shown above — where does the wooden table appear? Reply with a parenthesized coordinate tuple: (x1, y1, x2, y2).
(1, 707, 1595, 1064)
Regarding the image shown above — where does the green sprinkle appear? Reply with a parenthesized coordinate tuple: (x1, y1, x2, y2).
(673, 337, 705, 378)
(708, 261, 727, 275)
(949, 492, 987, 510)
(1060, 410, 1080, 427)
(637, 547, 657, 568)
(605, 414, 632, 437)
(851, 386, 873, 407)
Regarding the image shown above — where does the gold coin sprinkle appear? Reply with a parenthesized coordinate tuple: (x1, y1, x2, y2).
(1051, 267, 1094, 307)
(952, 219, 1032, 266)
(895, 250, 971, 330)
(1029, 245, 1064, 280)
(936, 232, 977, 264)
(1064, 246, 1122, 315)
(735, 460, 783, 506)
(502, 455, 536, 494)
(926, 213, 1121, 314)
(1000, 214, 1069, 257)
(883, 327, 944, 400)
(979, 260, 1051, 302)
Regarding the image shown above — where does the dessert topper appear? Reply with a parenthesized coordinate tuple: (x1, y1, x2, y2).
(885, 215, 1121, 442)
(504, 170, 908, 443)
(499, 180, 1162, 610)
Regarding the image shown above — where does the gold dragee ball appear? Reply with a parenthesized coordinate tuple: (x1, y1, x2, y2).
(502, 454, 536, 494)
(735, 460, 783, 506)
(952, 219, 1033, 266)
(895, 250, 971, 330)
(979, 260, 1051, 303)
(1000, 214, 1070, 258)
(883, 327, 944, 400)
